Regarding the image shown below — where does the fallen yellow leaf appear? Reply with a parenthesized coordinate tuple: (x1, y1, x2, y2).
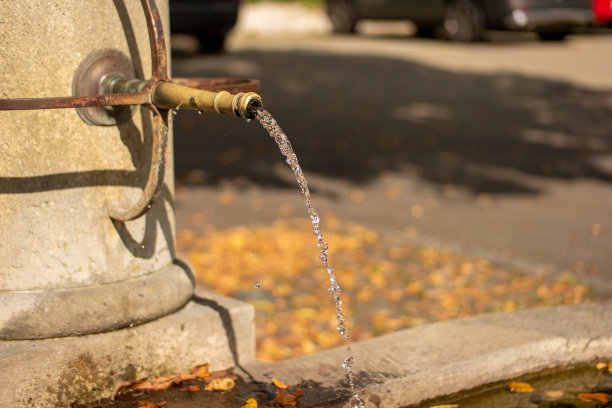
(272, 377, 290, 389)
(132, 401, 167, 408)
(596, 362, 612, 372)
(579, 393, 609, 403)
(242, 398, 258, 408)
(428, 405, 459, 408)
(543, 390, 563, 399)
(205, 377, 235, 391)
(193, 363, 211, 378)
(274, 387, 304, 407)
(129, 376, 177, 391)
(508, 382, 533, 393)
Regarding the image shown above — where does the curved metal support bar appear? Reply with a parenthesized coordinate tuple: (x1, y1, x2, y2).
(108, 104, 168, 221)
(141, 0, 168, 83)
(108, 0, 169, 221)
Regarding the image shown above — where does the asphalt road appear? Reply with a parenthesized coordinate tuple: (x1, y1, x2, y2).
(171, 23, 612, 299)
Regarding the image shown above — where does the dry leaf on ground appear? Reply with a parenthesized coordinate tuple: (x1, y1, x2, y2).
(128, 376, 180, 391)
(242, 398, 258, 408)
(578, 393, 609, 403)
(111, 363, 219, 399)
(508, 382, 533, 393)
(178, 217, 598, 362)
(204, 371, 238, 383)
(187, 385, 201, 392)
(274, 387, 304, 407)
(596, 362, 612, 373)
(272, 377, 290, 389)
(132, 401, 167, 408)
(428, 405, 459, 408)
(193, 363, 211, 378)
(543, 390, 563, 398)
(205, 378, 235, 391)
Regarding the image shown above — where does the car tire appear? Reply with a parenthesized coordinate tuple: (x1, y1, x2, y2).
(415, 25, 437, 38)
(327, 0, 358, 34)
(442, 0, 486, 42)
(197, 35, 226, 53)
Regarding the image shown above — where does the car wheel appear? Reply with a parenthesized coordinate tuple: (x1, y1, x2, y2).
(327, 0, 358, 34)
(442, 0, 486, 42)
(415, 25, 437, 38)
(197, 35, 226, 53)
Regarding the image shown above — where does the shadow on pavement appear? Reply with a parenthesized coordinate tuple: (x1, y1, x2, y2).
(171, 49, 612, 196)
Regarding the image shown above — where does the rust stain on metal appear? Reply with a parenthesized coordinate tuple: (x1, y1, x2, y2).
(0, 91, 150, 111)
(142, 0, 169, 83)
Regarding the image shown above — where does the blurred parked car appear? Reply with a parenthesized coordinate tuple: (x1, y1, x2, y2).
(326, 0, 594, 41)
(169, 0, 240, 52)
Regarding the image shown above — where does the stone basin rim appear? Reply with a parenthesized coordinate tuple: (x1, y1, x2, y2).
(241, 303, 612, 408)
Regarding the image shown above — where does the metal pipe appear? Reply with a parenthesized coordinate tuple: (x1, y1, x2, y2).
(152, 81, 263, 120)
(99, 76, 263, 120)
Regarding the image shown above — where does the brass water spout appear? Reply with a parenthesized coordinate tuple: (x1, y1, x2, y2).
(153, 82, 262, 120)
(102, 74, 263, 120)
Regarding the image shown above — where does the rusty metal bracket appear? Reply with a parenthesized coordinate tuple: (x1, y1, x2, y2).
(0, 0, 260, 222)
(107, 0, 169, 221)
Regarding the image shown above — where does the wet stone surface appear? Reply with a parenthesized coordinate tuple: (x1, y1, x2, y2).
(80, 376, 273, 408)
(79, 379, 352, 408)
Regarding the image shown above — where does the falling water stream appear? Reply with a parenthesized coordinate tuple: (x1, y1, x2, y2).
(254, 107, 365, 408)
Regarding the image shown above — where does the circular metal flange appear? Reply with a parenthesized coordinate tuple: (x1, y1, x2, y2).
(72, 49, 138, 126)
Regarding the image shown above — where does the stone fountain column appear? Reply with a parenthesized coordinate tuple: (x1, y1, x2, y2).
(0, 0, 193, 342)
(0, 1, 254, 406)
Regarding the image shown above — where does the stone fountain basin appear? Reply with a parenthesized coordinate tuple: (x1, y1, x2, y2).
(243, 303, 612, 408)
(3, 298, 609, 407)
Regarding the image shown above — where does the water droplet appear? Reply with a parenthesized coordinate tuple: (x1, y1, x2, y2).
(254, 282, 260, 289)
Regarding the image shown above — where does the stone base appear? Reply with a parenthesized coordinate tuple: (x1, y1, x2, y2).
(0, 289, 255, 407)
(0, 260, 195, 340)
(245, 304, 612, 408)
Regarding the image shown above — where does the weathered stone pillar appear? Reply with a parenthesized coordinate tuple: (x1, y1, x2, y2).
(0, 1, 194, 339)
(0, 4, 255, 407)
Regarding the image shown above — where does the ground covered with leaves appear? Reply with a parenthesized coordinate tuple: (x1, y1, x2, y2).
(177, 213, 598, 362)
